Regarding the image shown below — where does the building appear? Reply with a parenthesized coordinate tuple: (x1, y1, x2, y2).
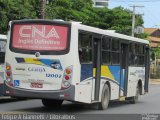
(144, 28, 160, 48)
(92, 0, 109, 7)
(145, 28, 160, 78)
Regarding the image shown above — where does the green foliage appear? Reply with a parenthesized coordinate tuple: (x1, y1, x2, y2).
(153, 48, 160, 53)
(153, 47, 160, 57)
(0, 0, 38, 34)
(0, 0, 145, 39)
(135, 33, 148, 39)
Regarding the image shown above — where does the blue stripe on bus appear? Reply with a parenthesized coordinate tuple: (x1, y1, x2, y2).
(80, 64, 93, 81)
(15, 57, 63, 70)
(80, 64, 125, 90)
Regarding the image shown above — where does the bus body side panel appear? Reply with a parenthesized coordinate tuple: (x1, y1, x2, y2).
(92, 65, 120, 102)
(75, 52, 119, 103)
(98, 78, 120, 101)
(100, 65, 120, 100)
(77, 63, 121, 103)
(75, 63, 93, 103)
(127, 67, 145, 97)
(76, 78, 92, 103)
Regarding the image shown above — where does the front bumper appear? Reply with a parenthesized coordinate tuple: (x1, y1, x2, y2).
(4, 82, 75, 101)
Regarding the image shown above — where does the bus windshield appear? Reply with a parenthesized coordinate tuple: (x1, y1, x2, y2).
(11, 23, 70, 53)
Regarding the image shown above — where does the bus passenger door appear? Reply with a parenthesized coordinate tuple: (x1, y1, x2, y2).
(120, 43, 129, 97)
(92, 37, 101, 101)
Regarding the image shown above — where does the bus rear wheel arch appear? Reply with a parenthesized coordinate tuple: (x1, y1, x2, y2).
(42, 99, 63, 108)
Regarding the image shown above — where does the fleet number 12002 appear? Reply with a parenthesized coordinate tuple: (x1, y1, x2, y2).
(46, 74, 62, 78)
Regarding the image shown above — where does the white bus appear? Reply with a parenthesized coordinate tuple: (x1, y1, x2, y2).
(4, 20, 149, 110)
(0, 34, 7, 96)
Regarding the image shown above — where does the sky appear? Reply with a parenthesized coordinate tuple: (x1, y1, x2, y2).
(108, 0, 160, 28)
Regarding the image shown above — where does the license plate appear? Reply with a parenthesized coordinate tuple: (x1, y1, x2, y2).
(31, 82, 43, 88)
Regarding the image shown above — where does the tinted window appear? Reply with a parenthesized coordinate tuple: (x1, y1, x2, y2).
(129, 43, 145, 66)
(129, 43, 136, 65)
(80, 48, 92, 63)
(139, 56, 145, 65)
(135, 44, 144, 54)
(102, 51, 110, 64)
(102, 37, 120, 65)
(112, 52, 120, 65)
(112, 39, 119, 51)
(102, 37, 110, 50)
(80, 34, 92, 48)
(79, 32, 92, 63)
(111, 39, 120, 65)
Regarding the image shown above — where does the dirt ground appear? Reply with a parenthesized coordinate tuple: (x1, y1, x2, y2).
(150, 79, 160, 85)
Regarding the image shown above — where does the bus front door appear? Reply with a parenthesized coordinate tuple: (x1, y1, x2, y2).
(120, 43, 129, 97)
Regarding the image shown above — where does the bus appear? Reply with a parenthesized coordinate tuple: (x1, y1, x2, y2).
(0, 34, 7, 96)
(4, 20, 149, 110)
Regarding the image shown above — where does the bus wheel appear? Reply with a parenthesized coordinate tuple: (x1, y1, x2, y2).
(129, 85, 140, 104)
(98, 84, 110, 110)
(42, 99, 63, 108)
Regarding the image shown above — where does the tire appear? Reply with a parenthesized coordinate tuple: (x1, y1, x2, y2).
(42, 99, 63, 108)
(98, 84, 110, 110)
(129, 85, 140, 104)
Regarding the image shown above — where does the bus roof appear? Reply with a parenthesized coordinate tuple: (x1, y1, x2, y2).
(0, 34, 7, 41)
(72, 22, 149, 45)
(8, 20, 149, 44)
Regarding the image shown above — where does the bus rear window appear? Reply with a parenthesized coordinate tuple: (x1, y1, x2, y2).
(12, 24, 69, 51)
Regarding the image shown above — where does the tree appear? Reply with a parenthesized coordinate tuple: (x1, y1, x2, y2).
(0, 0, 38, 34)
(0, 0, 146, 39)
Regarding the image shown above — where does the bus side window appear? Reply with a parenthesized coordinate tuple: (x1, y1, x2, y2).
(111, 39, 120, 65)
(102, 37, 110, 50)
(78, 32, 92, 63)
(136, 44, 145, 66)
(129, 44, 145, 66)
(129, 43, 136, 65)
(102, 37, 111, 65)
(102, 51, 111, 64)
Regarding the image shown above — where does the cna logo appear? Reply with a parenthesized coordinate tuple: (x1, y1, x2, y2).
(28, 67, 45, 73)
(19, 25, 60, 39)
(13, 24, 68, 51)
